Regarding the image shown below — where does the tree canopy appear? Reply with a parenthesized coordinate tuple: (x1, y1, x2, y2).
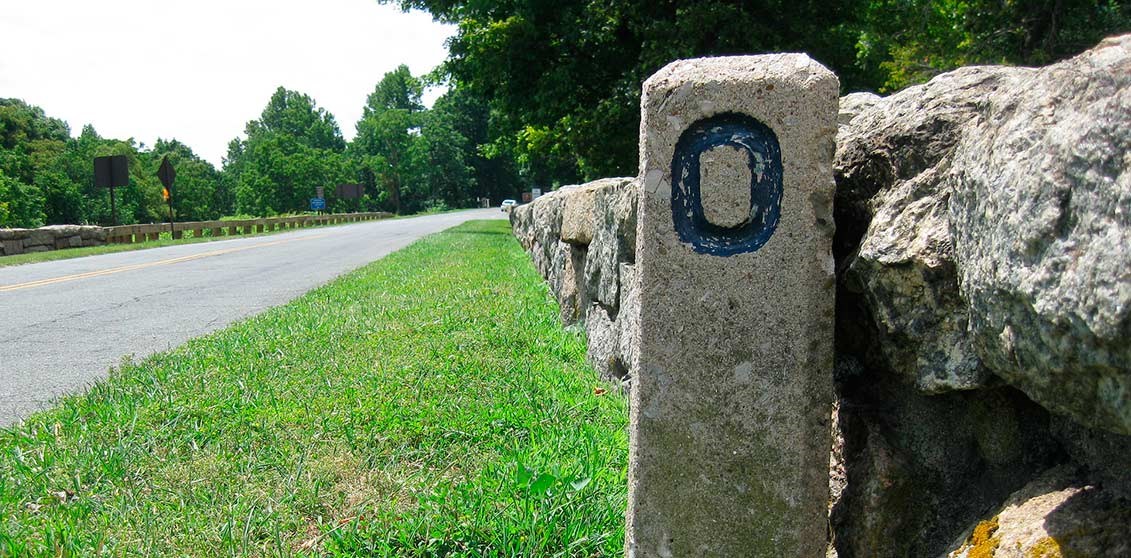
(387, 0, 1129, 180)
(0, 99, 217, 228)
(3, 2, 1125, 228)
(224, 87, 353, 216)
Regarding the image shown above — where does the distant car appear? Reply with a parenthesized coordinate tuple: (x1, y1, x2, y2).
(501, 199, 517, 212)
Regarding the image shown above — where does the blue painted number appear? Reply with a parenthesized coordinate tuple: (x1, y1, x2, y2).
(671, 113, 782, 256)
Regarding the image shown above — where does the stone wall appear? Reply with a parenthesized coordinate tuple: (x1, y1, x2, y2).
(0, 212, 392, 257)
(511, 177, 640, 382)
(510, 34, 1130, 557)
(0, 225, 107, 256)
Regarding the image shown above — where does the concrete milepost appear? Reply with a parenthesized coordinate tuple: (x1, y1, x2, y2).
(626, 55, 839, 557)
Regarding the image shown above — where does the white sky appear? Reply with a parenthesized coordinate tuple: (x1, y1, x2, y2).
(0, 0, 453, 167)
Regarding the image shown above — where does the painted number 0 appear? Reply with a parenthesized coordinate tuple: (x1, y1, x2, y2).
(671, 113, 783, 256)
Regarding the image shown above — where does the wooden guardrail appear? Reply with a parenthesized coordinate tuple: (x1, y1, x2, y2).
(103, 212, 393, 244)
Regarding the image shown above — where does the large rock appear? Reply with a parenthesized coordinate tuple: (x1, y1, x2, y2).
(23, 229, 55, 247)
(41, 224, 82, 237)
(945, 465, 1131, 558)
(837, 92, 880, 126)
(832, 34, 1131, 557)
(836, 34, 1131, 432)
(836, 65, 1026, 393)
(79, 226, 107, 241)
(580, 178, 637, 310)
(831, 375, 1062, 558)
(586, 262, 639, 381)
(1049, 416, 1131, 499)
(948, 36, 1131, 435)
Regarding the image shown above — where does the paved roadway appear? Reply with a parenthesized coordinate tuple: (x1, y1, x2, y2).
(0, 208, 504, 426)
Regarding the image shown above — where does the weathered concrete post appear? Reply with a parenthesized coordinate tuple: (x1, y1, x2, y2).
(626, 55, 839, 556)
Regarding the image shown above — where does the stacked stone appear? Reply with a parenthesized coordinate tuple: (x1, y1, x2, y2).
(509, 34, 1131, 557)
(0, 225, 107, 256)
(509, 177, 639, 379)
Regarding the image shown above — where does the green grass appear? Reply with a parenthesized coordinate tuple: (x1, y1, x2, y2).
(0, 220, 629, 556)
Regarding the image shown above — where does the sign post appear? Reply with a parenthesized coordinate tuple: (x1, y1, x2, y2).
(314, 186, 325, 214)
(94, 155, 129, 226)
(626, 55, 839, 556)
(157, 156, 177, 238)
(335, 183, 365, 213)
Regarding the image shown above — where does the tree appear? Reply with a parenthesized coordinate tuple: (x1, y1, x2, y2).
(417, 106, 474, 209)
(352, 66, 426, 214)
(429, 84, 523, 205)
(385, 1, 867, 182)
(148, 139, 226, 221)
(857, 0, 1131, 91)
(365, 64, 425, 114)
(223, 87, 352, 216)
(0, 170, 45, 228)
(0, 99, 70, 227)
(386, 0, 1128, 186)
(0, 98, 70, 150)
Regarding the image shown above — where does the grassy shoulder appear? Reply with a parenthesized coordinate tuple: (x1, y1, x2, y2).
(0, 220, 628, 556)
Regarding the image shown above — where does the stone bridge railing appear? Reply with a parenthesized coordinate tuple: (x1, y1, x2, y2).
(0, 212, 392, 257)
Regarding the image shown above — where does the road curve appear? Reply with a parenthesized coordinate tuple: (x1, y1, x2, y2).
(0, 208, 505, 426)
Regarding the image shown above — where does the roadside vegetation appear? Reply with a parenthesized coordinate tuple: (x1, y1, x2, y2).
(0, 220, 629, 556)
(0, 233, 239, 269)
(5, 2, 1125, 230)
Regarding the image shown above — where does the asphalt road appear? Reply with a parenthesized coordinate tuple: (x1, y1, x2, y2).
(0, 208, 505, 426)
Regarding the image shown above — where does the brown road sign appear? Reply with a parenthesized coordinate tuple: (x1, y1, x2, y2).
(336, 183, 365, 199)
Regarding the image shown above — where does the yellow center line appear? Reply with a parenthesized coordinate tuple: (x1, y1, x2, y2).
(0, 233, 333, 293)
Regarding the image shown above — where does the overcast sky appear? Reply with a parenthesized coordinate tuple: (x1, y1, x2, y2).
(0, 0, 453, 167)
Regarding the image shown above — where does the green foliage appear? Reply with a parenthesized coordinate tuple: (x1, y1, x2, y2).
(0, 220, 628, 555)
(433, 85, 524, 205)
(0, 99, 229, 227)
(352, 74, 423, 215)
(388, 0, 1129, 181)
(0, 169, 45, 228)
(1, 77, 501, 227)
(6, 2, 1125, 225)
(0, 99, 68, 227)
(418, 108, 476, 209)
(386, 0, 870, 180)
(348, 67, 520, 214)
(0, 98, 69, 149)
(365, 64, 426, 115)
(224, 87, 354, 216)
(858, 0, 1131, 91)
(149, 139, 227, 221)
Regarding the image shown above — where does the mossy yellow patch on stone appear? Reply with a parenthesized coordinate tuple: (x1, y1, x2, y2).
(965, 516, 1001, 558)
(1025, 536, 1063, 558)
